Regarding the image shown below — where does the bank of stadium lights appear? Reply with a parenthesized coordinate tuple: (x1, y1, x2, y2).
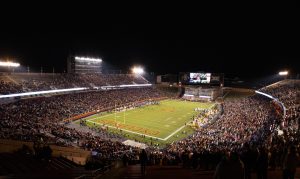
(0, 61, 20, 67)
(279, 71, 288, 76)
(75, 56, 102, 62)
(132, 66, 144, 75)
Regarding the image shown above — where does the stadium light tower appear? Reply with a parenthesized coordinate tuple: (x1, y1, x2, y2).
(74, 56, 102, 62)
(0, 61, 20, 73)
(0, 61, 20, 67)
(278, 71, 288, 76)
(132, 66, 144, 75)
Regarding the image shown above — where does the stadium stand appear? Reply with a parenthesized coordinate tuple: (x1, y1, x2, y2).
(0, 88, 170, 145)
(0, 73, 150, 94)
(0, 77, 299, 178)
(0, 152, 113, 178)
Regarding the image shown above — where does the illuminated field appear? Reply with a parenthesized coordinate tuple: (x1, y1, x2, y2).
(83, 100, 214, 143)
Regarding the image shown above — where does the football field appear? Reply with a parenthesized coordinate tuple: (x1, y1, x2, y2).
(83, 99, 214, 141)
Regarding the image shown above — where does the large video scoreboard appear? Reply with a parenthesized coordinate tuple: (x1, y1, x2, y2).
(179, 72, 223, 86)
(67, 56, 102, 74)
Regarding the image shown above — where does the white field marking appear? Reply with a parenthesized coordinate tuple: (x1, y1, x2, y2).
(165, 117, 172, 121)
(86, 119, 192, 141)
(86, 119, 165, 140)
(163, 122, 191, 140)
(84, 107, 139, 121)
(84, 101, 205, 141)
(209, 103, 217, 109)
(85, 100, 190, 123)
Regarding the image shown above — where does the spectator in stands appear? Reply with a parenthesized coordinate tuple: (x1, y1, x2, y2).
(0, 73, 150, 94)
(0, 77, 299, 175)
(283, 145, 298, 179)
(122, 153, 129, 166)
(214, 151, 245, 179)
(256, 147, 268, 179)
(140, 149, 148, 175)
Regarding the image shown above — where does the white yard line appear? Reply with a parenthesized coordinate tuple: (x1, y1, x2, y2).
(165, 117, 172, 121)
(162, 122, 190, 140)
(86, 119, 165, 140)
(86, 119, 190, 141)
(85, 107, 139, 121)
(209, 103, 217, 109)
(84, 102, 214, 141)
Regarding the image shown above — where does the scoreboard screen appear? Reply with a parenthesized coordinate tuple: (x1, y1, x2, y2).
(189, 73, 211, 84)
(179, 72, 222, 85)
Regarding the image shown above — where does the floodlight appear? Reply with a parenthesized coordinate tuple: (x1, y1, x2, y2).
(75, 56, 102, 62)
(0, 61, 20, 67)
(278, 71, 288, 76)
(132, 67, 144, 74)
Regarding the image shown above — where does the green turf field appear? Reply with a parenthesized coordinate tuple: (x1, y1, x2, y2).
(82, 99, 214, 144)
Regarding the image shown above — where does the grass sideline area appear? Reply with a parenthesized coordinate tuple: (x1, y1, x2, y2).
(79, 99, 214, 147)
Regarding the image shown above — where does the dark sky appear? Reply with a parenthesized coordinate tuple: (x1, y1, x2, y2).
(0, 7, 299, 80)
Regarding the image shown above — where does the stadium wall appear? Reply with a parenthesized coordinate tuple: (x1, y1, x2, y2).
(182, 86, 222, 101)
(0, 139, 90, 165)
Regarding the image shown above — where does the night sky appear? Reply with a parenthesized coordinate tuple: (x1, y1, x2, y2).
(0, 8, 299, 81)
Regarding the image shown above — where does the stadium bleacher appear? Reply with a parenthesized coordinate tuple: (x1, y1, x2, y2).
(0, 73, 150, 94)
(0, 76, 299, 178)
(0, 152, 113, 178)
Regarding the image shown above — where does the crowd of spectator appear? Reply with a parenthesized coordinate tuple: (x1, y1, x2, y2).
(158, 80, 299, 178)
(192, 105, 220, 128)
(0, 87, 169, 153)
(0, 78, 299, 177)
(260, 80, 300, 131)
(163, 95, 281, 172)
(0, 80, 23, 94)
